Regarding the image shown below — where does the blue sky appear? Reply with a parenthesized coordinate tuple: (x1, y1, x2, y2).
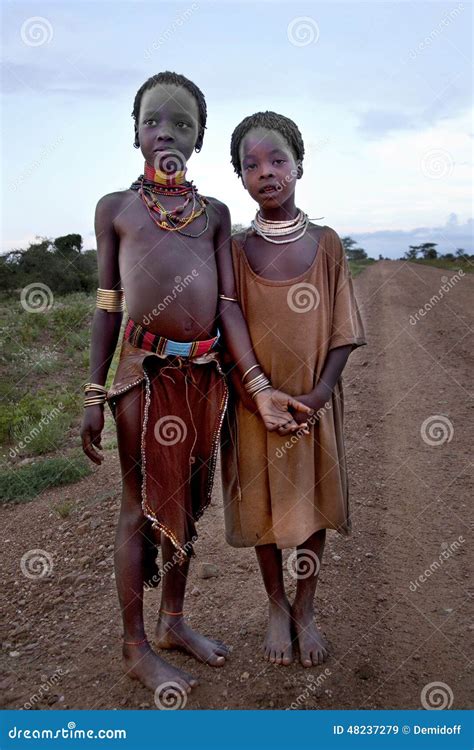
(2, 0, 472, 258)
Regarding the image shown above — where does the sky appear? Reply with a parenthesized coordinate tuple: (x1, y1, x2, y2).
(1, 0, 472, 258)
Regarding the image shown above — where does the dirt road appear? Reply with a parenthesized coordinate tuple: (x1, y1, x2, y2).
(1, 260, 472, 710)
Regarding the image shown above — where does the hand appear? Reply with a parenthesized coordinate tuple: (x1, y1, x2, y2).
(81, 405, 105, 465)
(289, 384, 332, 426)
(254, 388, 314, 435)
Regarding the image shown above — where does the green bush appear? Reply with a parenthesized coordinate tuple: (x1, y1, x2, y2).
(0, 451, 92, 503)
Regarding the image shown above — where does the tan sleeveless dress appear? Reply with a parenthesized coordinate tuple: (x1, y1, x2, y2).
(220, 225, 367, 549)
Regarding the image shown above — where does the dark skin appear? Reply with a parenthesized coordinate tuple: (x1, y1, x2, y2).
(80, 85, 311, 696)
(237, 127, 354, 666)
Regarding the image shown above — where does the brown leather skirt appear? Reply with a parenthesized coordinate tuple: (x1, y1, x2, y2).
(107, 340, 228, 564)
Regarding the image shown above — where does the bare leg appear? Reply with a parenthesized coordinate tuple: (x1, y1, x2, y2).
(255, 543, 293, 665)
(154, 534, 229, 666)
(291, 529, 329, 667)
(114, 388, 198, 692)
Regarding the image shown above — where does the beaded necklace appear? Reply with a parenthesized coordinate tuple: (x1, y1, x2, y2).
(130, 161, 209, 238)
(251, 208, 310, 244)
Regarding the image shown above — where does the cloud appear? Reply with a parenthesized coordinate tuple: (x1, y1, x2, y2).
(356, 80, 470, 139)
(1, 59, 140, 97)
(353, 215, 473, 258)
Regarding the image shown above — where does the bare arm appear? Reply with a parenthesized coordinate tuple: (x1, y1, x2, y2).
(81, 193, 124, 464)
(212, 202, 312, 433)
(290, 344, 353, 424)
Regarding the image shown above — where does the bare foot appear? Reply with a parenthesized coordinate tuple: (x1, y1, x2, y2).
(122, 640, 198, 694)
(155, 614, 229, 667)
(291, 604, 329, 667)
(263, 600, 293, 666)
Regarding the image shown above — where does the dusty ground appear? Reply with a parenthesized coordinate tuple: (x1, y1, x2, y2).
(1, 260, 472, 710)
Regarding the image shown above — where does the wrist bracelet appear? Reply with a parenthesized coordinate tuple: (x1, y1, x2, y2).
(251, 384, 272, 400)
(83, 382, 107, 393)
(241, 364, 261, 383)
(245, 373, 271, 395)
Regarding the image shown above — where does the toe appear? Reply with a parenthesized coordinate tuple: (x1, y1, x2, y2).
(301, 653, 312, 668)
(207, 653, 225, 667)
(275, 652, 283, 666)
(183, 672, 199, 688)
(311, 651, 319, 666)
(269, 649, 276, 663)
(282, 651, 292, 666)
(176, 679, 192, 694)
(211, 638, 228, 650)
(214, 645, 229, 657)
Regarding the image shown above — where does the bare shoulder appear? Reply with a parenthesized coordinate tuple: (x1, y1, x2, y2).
(205, 195, 231, 225)
(95, 189, 134, 224)
(205, 195, 229, 214)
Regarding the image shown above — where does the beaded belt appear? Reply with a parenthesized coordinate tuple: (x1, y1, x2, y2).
(124, 318, 220, 357)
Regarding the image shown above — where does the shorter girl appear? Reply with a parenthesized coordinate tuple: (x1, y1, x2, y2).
(221, 112, 367, 667)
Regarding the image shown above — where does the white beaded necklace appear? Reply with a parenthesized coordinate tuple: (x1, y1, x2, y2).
(251, 209, 310, 244)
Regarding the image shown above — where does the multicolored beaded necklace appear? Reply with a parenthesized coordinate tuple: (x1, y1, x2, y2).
(130, 162, 209, 238)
